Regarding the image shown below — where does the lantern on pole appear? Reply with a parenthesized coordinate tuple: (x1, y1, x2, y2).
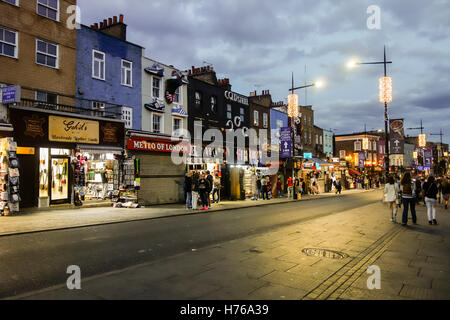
(362, 138, 369, 150)
(413, 151, 418, 159)
(379, 77, 392, 103)
(287, 93, 298, 118)
(418, 134, 426, 147)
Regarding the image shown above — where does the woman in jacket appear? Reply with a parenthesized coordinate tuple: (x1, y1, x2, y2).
(384, 175, 400, 222)
(442, 177, 450, 210)
(400, 172, 417, 226)
(197, 173, 211, 210)
(423, 176, 439, 225)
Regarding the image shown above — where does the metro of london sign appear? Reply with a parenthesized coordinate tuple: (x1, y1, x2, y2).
(224, 91, 249, 106)
(127, 139, 190, 153)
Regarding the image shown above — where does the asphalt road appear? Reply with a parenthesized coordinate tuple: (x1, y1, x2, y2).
(0, 190, 379, 298)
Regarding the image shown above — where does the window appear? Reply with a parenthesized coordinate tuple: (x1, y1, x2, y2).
(173, 117, 182, 132)
(174, 87, 181, 104)
(0, 26, 17, 58)
(276, 119, 283, 129)
(92, 50, 105, 80)
(121, 60, 132, 87)
(121, 107, 133, 129)
(226, 104, 232, 119)
(373, 141, 377, 151)
(320, 135, 323, 145)
(315, 135, 319, 144)
(36, 39, 58, 68)
(339, 150, 346, 159)
(354, 141, 361, 151)
(194, 91, 202, 107)
(210, 96, 216, 113)
(240, 107, 244, 122)
(151, 77, 161, 98)
(152, 114, 162, 133)
(92, 101, 105, 117)
(36, 90, 57, 104)
(309, 132, 312, 144)
(37, 0, 59, 21)
(253, 110, 259, 126)
(263, 113, 268, 128)
(2, 0, 18, 6)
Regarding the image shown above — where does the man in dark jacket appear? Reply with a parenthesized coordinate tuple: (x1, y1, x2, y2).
(206, 171, 213, 208)
(184, 172, 193, 209)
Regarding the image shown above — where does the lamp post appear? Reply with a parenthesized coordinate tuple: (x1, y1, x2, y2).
(348, 46, 392, 178)
(287, 72, 323, 181)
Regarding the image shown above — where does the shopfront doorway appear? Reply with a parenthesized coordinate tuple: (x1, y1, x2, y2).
(49, 149, 71, 205)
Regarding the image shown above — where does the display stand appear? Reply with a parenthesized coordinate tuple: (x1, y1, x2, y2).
(0, 138, 20, 216)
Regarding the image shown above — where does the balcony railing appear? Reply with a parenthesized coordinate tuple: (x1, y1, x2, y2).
(9, 98, 123, 120)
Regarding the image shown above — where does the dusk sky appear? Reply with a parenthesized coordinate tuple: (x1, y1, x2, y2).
(78, 0, 450, 144)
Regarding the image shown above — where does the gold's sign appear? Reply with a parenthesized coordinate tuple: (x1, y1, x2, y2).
(49, 116, 99, 144)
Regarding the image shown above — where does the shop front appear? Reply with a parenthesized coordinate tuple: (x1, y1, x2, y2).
(9, 107, 124, 209)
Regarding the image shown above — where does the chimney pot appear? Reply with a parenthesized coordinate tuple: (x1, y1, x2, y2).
(103, 19, 107, 27)
(99, 22, 104, 28)
(108, 17, 113, 26)
(94, 23, 98, 29)
(113, 16, 118, 24)
(119, 14, 124, 23)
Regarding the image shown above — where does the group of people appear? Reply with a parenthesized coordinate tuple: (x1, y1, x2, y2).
(183, 170, 220, 211)
(354, 176, 381, 190)
(256, 176, 273, 200)
(383, 172, 450, 226)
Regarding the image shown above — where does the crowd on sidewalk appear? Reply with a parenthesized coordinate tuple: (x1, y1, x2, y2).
(383, 172, 450, 226)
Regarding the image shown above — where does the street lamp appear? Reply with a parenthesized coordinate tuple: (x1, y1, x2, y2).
(347, 46, 392, 178)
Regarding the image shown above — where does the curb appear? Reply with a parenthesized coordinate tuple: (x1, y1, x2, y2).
(0, 189, 377, 238)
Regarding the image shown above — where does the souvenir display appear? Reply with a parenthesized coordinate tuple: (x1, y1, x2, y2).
(0, 138, 20, 215)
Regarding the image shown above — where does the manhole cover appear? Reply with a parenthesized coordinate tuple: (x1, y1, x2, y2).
(301, 248, 348, 259)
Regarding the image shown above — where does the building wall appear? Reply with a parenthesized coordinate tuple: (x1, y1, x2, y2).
(299, 105, 314, 154)
(313, 126, 323, 158)
(335, 134, 380, 167)
(75, 25, 142, 129)
(0, 0, 77, 104)
(141, 57, 188, 135)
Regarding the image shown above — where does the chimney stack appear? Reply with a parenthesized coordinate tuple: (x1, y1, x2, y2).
(96, 15, 127, 41)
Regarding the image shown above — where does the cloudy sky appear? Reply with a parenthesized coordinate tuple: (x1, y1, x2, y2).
(78, 0, 450, 144)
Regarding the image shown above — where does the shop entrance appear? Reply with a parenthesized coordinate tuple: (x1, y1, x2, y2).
(49, 155, 70, 205)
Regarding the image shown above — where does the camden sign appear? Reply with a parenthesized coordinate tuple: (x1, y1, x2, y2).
(224, 91, 249, 106)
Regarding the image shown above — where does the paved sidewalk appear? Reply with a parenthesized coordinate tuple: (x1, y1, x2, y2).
(10, 189, 450, 300)
(0, 188, 373, 237)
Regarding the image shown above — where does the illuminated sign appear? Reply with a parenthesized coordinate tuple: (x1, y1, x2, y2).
(303, 152, 312, 159)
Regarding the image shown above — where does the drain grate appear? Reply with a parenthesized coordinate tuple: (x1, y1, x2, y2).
(301, 248, 348, 259)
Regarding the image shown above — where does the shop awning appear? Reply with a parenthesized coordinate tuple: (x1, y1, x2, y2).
(348, 169, 361, 175)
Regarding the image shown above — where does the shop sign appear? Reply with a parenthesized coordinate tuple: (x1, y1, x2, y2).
(389, 119, 404, 154)
(332, 157, 339, 163)
(2, 85, 21, 104)
(127, 139, 190, 153)
(280, 127, 292, 159)
(49, 116, 99, 144)
(303, 152, 312, 159)
(224, 91, 249, 106)
(16, 146, 35, 155)
(24, 114, 45, 138)
(303, 162, 314, 169)
(101, 123, 119, 143)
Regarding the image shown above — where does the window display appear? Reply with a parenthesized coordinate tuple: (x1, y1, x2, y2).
(0, 138, 20, 215)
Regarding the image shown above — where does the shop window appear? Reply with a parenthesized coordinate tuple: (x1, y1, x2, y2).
(37, 0, 59, 21)
(0, 26, 18, 58)
(121, 59, 132, 87)
(152, 113, 162, 133)
(36, 39, 58, 68)
(253, 110, 259, 126)
(121, 107, 132, 129)
(152, 77, 161, 98)
(92, 50, 105, 80)
(39, 148, 49, 198)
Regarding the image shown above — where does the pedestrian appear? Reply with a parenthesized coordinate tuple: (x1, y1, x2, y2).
(256, 176, 262, 200)
(261, 176, 268, 200)
(267, 180, 272, 199)
(415, 177, 422, 205)
(276, 178, 282, 198)
(101, 169, 108, 199)
(287, 176, 293, 199)
(301, 179, 306, 195)
(400, 172, 417, 226)
(441, 176, 450, 210)
(184, 172, 193, 210)
(197, 173, 211, 210)
(384, 175, 399, 222)
(191, 171, 200, 210)
(206, 170, 213, 209)
(294, 178, 300, 198)
(423, 176, 439, 225)
(336, 178, 342, 194)
(212, 173, 221, 203)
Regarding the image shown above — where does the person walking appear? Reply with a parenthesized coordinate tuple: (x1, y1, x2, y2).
(206, 170, 213, 209)
(336, 178, 342, 194)
(184, 172, 193, 210)
(261, 176, 268, 200)
(191, 171, 200, 210)
(256, 176, 262, 200)
(442, 176, 450, 210)
(400, 172, 417, 226)
(301, 179, 306, 195)
(197, 173, 211, 210)
(384, 175, 400, 222)
(267, 180, 272, 199)
(423, 176, 439, 225)
(212, 173, 221, 203)
(287, 176, 293, 199)
(276, 178, 282, 198)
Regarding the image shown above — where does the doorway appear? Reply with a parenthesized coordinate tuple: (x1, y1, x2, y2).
(50, 156, 70, 205)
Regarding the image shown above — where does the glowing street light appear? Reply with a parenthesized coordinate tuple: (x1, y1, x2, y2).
(379, 77, 392, 103)
(287, 93, 298, 118)
(418, 133, 427, 147)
